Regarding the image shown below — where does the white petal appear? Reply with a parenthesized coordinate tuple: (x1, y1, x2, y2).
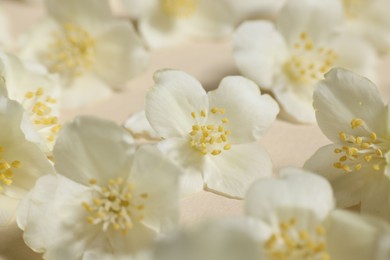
(314, 68, 386, 143)
(124, 110, 160, 140)
(272, 74, 316, 123)
(61, 73, 112, 108)
(20, 174, 102, 260)
(245, 168, 334, 222)
(207, 76, 279, 143)
(203, 143, 272, 199)
(360, 174, 390, 220)
(233, 20, 288, 89)
(53, 116, 135, 186)
(158, 138, 204, 196)
(330, 34, 378, 81)
(326, 210, 390, 260)
(93, 21, 149, 89)
(0, 195, 19, 226)
(304, 144, 366, 208)
(46, 0, 111, 26)
(129, 145, 180, 233)
(145, 70, 208, 138)
(277, 0, 343, 44)
(0, 97, 28, 142)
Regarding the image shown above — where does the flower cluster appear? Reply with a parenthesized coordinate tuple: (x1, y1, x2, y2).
(0, 0, 389, 259)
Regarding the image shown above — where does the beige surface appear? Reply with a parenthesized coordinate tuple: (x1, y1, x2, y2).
(1, 1, 390, 259)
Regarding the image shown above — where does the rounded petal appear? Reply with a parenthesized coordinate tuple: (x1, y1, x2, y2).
(330, 34, 378, 81)
(272, 75, 316, 123)
(277, 0, 343, 44)
(203, 143, 272, 199)
(93, 21, 149, 89)
(61, 73, 112, 108)
(145, 70, 208, 138)
(245, 168, 334, 222)
(313, 68, 386, 142)
(18, 174, 100, 260)
(326, 210, 390, 260)
(46, 0, 111, 26)
(0, 97, 26, 142)
(233, 20, 288, 89)
(129, 145, 180, 233)
(304, 144, 366, 208)
(53, 116, 135, 186)
(207, 76, 279, 143)
(158, 138, 204, 196)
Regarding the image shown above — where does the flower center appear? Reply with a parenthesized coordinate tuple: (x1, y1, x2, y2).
(160, 0, 200, 18)
(189, 107, 231, 156)
(343, 0, 366, 19)
(82, 178, 148, 234)
(0, 146, 21, 192)
(264, 218, 329, 260)
(46, 23, 96, 78)
(285, 32, 338, 86)
(23, 88, 61, 143)
(333, 118, 388, 173)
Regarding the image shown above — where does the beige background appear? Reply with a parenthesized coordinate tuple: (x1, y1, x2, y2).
(1, 1, 390, 259)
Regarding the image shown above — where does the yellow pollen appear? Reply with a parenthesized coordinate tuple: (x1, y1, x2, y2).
(264, 218, 328, 260)
(46, 23, 96, 78)
(83, 178, 148, 234)
(0, 146, 21, 192)
(189, 107, 231, 156)
(333, 118, 387, 174)
(285, 32, 338, 85)
(22, 88, 61, 144)
(160, 0, 200, 18)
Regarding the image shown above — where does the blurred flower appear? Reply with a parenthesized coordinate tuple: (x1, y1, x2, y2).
(124, 110, 160, 142)
(342, 0, 390, 54)
(151, 219, 262, 260)
(232, 0, 377, 123)
(0, 94, 54, 226)
(304, 68, 390, 221)
(123, 0, 235, 48)
(18, 0, 149, 108)
(245, 167, 390, 259)
(0, 51, 61, 153)
(17, 116, 180, 259)
(145, 70, 279, 198)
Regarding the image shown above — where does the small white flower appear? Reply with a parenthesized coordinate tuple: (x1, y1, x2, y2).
(342, 0, 390, 54)
(245, 168, 390, 259)
(0, 51, 61, 153)
(17, 116, 180, 259)
(123, 0, 235, 48)
(232, 0, 377, 123)
(304, 68, 390, 221)
(145, 69, 279, 198)
(18, 0, 149, 108)
(0, 94, 54, 226)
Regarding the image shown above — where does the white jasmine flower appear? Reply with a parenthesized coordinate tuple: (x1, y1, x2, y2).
(232, 0, 377, 123)
(145, 70, 279, 198)
(304, 68, 390, 220)
(342, 0, 390, 54)
(123, 0, 235, 48)
(18, 0, 149, 108)
(245, 168, 390, 259)
(17, 116, 180, 259)
(0, 94, 54, 226)
(0, 51, 61, 152)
